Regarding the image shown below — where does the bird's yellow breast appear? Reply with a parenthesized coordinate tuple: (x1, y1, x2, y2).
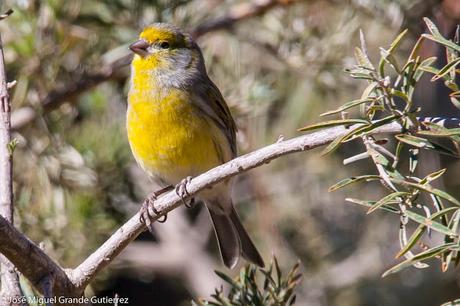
(127, 83, 222, 184)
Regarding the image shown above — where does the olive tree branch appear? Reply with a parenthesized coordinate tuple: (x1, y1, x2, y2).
(0, 118, 456, 297)
(68, 120, 412, 289)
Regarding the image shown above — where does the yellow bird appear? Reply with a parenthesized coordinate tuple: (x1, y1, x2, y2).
(127, 23, 264, 269)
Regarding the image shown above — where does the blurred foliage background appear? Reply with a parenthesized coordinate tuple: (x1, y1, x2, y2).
(1, 0, 460, 305)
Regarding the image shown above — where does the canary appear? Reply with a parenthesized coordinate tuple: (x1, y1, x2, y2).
(126, 23, 264, 269)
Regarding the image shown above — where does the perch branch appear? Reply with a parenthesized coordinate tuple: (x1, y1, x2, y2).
(69, 120, 410, 289)
(0, 119, 457, 296)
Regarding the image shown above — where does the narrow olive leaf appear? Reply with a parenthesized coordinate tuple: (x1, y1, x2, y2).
(354, 47, 374, 70)
(408, 35, 425, 62)
(443, 210, 460, 271)
(298, 119, 368, 132)
(367, 192, 408, 214)
(329, 175, 381, 192)
(349, 72, 374, 80)
(395, 134, 459, 157)
(215, 271, 240, 288)
(395, 134, 430, 147)
(381, 48, 402, 73)
(345, 198, 400, 213)
(422, 168, 446, 183)
(404, 208, 458, 236)
(321, 125, 367, 156)
(418, 127, 460, 137)
(396, 224, 426, 259)
(361, 82, 379, 99)
(419, 121, 460, 143)
(423, 18, 444, 40)
(389, 29, 408, 53)
(432, 57, 460, 81)
(422, 34, 460, 53)
(391, 89, 409, 102)
(423, 18, 460, 52)
(418, 65, 441, 76)
(321, 132, 348, 156)
(413, 242, 458, 261)
(392, 179, 460, 207)
(411, 57, 437, 96)
(382, 242, 457, 277)
(320, 98, 374, 116)
(357, 115, 402, 138)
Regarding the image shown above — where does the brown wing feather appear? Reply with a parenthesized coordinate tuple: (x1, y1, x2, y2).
(192, 76, 237, 159)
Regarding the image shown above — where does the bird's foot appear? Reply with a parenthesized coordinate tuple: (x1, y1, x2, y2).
(139, 185, 173, 233)
(175, 176, 195, 208)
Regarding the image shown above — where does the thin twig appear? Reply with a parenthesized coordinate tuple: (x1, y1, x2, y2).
(191, 0, 297, 38)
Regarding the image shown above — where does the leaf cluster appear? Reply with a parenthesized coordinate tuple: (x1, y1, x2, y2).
(194, 258, 302, 306)
(300, 18, 460, 276)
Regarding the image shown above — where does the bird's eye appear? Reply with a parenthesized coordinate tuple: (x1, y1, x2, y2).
(159, 41, 170, 49)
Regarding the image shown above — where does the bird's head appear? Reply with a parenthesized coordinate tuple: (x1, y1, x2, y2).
(129, 23, 203, 75)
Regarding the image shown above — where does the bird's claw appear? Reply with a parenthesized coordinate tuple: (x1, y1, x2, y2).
(175, 176, 194, 208)
(139, 192, 168, 233)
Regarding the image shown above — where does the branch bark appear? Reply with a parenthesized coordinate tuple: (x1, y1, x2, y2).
(69, 120, 407, 289)
(0, 118, 457, 297)
(0, 10, 22, 303)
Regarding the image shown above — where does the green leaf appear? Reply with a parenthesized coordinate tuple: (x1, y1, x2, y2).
(345, 198, 400, 213)
(392, 179, 460, 207)
(422, 34, 460, 53)
(389, 29, 408, 53)
(298, 119, 368, 132)
(422, 168, 446, 183)
(329, 175, 381, 192)
(354, 47, 374, 70)
(320, 98, 374, 116)
(423, 17, 460, 52)
(367, 191, 408, 214)
(432, 57, 460, 81)
(418, 127, 460, 137)
(408, 36, 425, 61)
(405, 207, 458, 236)
(382, 242, 457, 277)
(215, 271, 240, 288)
(419, 121, 460, 143)
(396, 224, 425, 259)
(321, 125, 367, 156)
(395, 134, 459, 157)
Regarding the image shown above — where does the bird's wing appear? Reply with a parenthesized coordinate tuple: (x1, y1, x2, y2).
(192, 77, 237, 159)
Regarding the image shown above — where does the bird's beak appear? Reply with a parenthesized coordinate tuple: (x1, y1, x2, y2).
(129, 39, 149, 57)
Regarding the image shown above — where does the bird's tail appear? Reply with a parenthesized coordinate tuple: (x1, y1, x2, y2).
(207, 203, 265, 269)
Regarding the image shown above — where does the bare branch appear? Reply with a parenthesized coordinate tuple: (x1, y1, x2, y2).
(0, 118, 457, 296)
(0, 10, 22, 301)
(70, 120, 409, 289)
(0, 215, 78, 297)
